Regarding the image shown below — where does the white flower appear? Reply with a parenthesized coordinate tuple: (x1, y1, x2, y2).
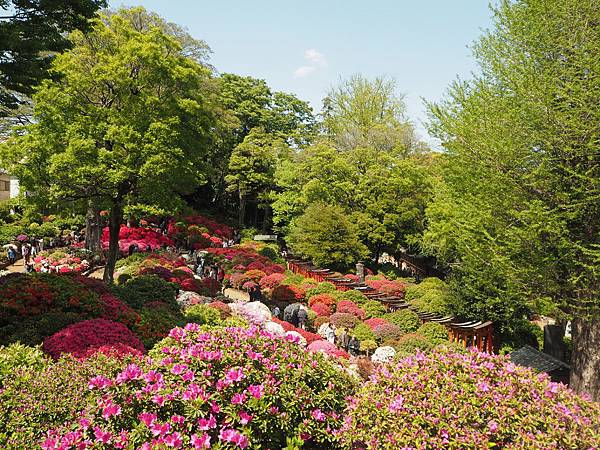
(371, 346, 396, 364)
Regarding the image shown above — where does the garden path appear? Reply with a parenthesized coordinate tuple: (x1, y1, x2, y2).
(224, 288, 249, 302)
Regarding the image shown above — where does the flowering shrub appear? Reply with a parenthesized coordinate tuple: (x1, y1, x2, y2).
(43, 319, 145, 359)
(0, 273, 136, 346)
(351, 323, 376, 343)
(340, 349, 600, 449)
(33, 250, 90, 274)
(370, 346, 396, 364)
(313, 315, 331, 330)
(393, 333, 434, 355)
(337, 289, 368, 305)
(101, 226, 173, 254)
(207, 301, 232, 319)
(308, 293, 337, 309)
(362, 300, 387, 319)
(0, 353, 131, 449)
(307, 339, 350, 359)
(305, 282, 337, 299)
(310, 302, 332, 317)
(364, 318, 391, 330)
(135, 303, 185, 348)
(271, 284, 306, 303)
(259, 273, 285, 290)
(417, 322, 450, 345)
(329, 312, 359, 329)
(336, 300, 365, 319)
(115, 275, 179, 310)
(383, 309, 420, 334)
(373, 323, 404, 344)
(176, 291, 210, 309)
(183, 304, 222, 326)
(0, 343, 48, 386)
(229, 301, 271, 326)
(365, 278, 406, 297)
(232, 270, 266, 289)
(43, 325, 356, 449)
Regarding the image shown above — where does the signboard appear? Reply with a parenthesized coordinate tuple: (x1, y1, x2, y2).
(253, 234, 278, 241)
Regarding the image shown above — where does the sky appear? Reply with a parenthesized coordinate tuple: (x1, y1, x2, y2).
(110, 0, 495, 145)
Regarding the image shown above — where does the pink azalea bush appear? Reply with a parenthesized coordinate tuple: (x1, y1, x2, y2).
(307, 340, 350, 359)
(311, 302, 332, 317)
(340, 348, 600, 449)
(43, 319, 145, 359)
(33, 251, 90, 274)
(101, 226, 173, 254)
(336, 300, 366, 319)
(42, 325, 355, 449)
(364, 318, 390, 330)
(259, 273, 285, 290)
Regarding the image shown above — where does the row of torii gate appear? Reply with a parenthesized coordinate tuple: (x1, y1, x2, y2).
(287, 258, 495, 353)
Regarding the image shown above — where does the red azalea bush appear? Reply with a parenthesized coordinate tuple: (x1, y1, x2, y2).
(365, 279, 406, 297)
(33, 251, 91, 274)
(307, 339, 350, 359)
(297, 329, 322, 344)
(329, 312, 359, 329)
(308, 294, 337, 309)
(232, 270, 266, 289)
(373, 323, 404, 343)
(311, 302, 332, 317)
(259, 273, 285, 290)
(336, 300, 366, 319)
(207, 301, 232, 319)
(0, 273, 137, 346)
(364, 318, 391, 330)
(201, 278, 221, 296)
(271, 284, 306, 303)
(43, 319, 144, 359)
(43, 325, 355, 449)
(341, 349, 600, 449)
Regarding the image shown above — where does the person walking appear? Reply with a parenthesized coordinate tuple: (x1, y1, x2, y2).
(21, 242, 32, 271)
(7, 245, 17, 264)
(348, 336, 360, 356)
(271, 305, 280, 319)
(297, 307, 308, 330)
(337, 327, 350, 351)
(325, 323, 336, 345)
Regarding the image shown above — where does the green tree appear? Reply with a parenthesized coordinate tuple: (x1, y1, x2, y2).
(1, 8, 217, 282)
(225, 128, 282, 228)
(322, 74, 424, 155)
(286, 203, 368, 271)
(0, 0, 106, 120)
(424, 0, 600, 399)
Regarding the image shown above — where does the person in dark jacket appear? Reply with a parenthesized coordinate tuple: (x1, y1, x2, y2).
(297, 307, 308, 329)
(348, 336, 360, 356)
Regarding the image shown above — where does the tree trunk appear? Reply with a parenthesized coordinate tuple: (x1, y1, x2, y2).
(238, 191, 246, 229)
(262, 204, 271, 233)
(85, 201, 101, 254)
(103, 203, 122, 284)
(570, 316, 600, 401)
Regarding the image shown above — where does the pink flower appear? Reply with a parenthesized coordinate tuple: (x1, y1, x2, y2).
(88, 375, 112, 390)
(231, 393, 246, 405)
(191, 433, 211, 449)
(247, 384, 264, 399)
(239, 411, 252, 425)
(225, 367, 245, 384)
(94, 427, 112, 444)
(139, 412, 157, 427)
(102, 402, 121, 420)
(389, 395, 404, 412)
(164, 432, 183, 448)
(150, 421, 170, 437)
(488, 420, 499, 433)
(198, 415, 217, 431)
(311, 409, 326, 422)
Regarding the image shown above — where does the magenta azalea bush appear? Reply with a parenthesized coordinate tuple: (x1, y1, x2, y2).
(43, 324, 356, 449)
(340, 348, 600, 449)
(43, 319, 145, 359)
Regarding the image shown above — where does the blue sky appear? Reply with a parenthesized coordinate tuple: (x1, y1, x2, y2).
(110, 1, 494, 145)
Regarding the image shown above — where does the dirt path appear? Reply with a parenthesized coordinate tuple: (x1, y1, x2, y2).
(2, 258, 24, 273)
(223, 288, 249, 302)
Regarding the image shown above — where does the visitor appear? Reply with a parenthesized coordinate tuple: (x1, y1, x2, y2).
(348, 336, 360, 356)
(297, 307, 308, 330)
(325, 323, 336, 345)
(208, 266, 217, 280)
(21, 242, 32, 270)
(40, 262, 50, 273)
(128, 243, 139, 256)
(7, 246, 16, 264)
(271, 305, 280, 319)
(228, 238, 235, 247)
(217, 267, 225, 283)
(337, 327, 350, 350)
(196, 253, 205, 274)
(233, 230, 241, 244)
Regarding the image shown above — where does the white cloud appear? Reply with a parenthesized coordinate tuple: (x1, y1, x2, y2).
(294, 65, 316, 78)
(293, 49, 327, 78)
(304, 48, 327, 67)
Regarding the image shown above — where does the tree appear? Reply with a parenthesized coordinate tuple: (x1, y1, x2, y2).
(287, 203, 369, 271)
(0, 0, 106, 118)
(322, 75, 423, 155)
(424, 0, 600, 399)
(1, 8, 217, 282)
(225, 128, 281, 227)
